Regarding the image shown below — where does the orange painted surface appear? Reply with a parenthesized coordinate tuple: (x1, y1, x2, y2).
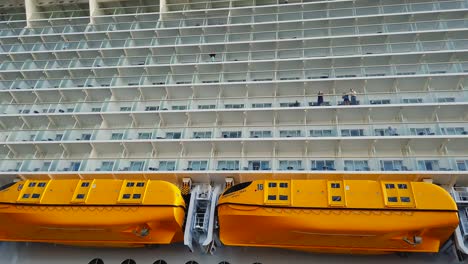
(0, 179, 185, 247)
(217, 180, 459, 254)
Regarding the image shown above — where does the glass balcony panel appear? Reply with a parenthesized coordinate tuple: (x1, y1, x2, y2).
(382, 5, 407, 14)
(356, 7, 380, 16)
(303, 10, 327, 19)
(333, 46, 360, 56)
(389, 43, 417, 53)
(229, 15, 250, 24)
(252, 14, 274, 23)
(386, 23, 412, 33)
(253, 32, 276, 41)
(362, 44, 387, 54)
(229, 33, 251, 42)
(304, 48, 329, 58)
(330, 26, 356, 36)
(248, 50, 273, 60)
(410, 3, 435, 12)
(204, 34, 224, 43)
(439, 1, 463, 10)
(329, 8, 353, 18)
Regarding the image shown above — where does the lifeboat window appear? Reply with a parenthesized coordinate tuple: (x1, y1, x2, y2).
(28, 182, 36, 187)
(398, 184, 408, 189)
(133, 194, 141, 199)
(332, 196, 341, 201)
(388, 197, 398, 202)
(136, 182, 145, 187)
(400, 197, 411, 202)
(279, 195, 288, 200)
(126, 182, 135, 187)
(22, 193, 30, 198)
(331, 183, 340, 188)
(268, 182, 277, 188)
(385, 184, 395, 189)
(76, 194, 85, 199)
(268, 195, 276, 200)
(81, 182, 90, 187)
(223, 182, 252, 196)
(32, 193, 40, 198)
(37, 182, 46, 187)
(122, 194, 131, 199)
(279, 183, 288, 188)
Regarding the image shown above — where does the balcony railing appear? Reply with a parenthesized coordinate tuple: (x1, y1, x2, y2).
(0, 121, 467, 143)
(1, 39, 466, 70)
(1, 156, 467, 173)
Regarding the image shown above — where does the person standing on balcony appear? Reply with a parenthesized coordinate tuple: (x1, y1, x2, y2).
(350, 88, 357, 105)
(317, 91, 324, 106)
(209, 52, 216, 62)
(342, 92, 350, 105)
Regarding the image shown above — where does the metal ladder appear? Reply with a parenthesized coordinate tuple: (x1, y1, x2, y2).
(184, 181, 223, 254)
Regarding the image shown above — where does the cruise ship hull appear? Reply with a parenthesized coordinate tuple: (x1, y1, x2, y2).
(218, 205, 459, 254)
(0, 204, 185, 247)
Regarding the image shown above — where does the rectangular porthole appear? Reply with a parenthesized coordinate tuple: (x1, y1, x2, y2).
(388, 197, 398, 202)
(28, 182, 36, 187)
(332, 196, 341, 201)
(133, 194, 141, 199)
(398, 184, 408, 189)
(268, 183, 277, 188)
(385, 184, 395, 189)
(268, 195, 276, 200)
(22, 194, 30, 198)
(76, 194, 85, 199)
(331, 183, 340, 188)
(279, 195, 288, 200)
(279, 183, 288, 188)
(400, 197, 411, 202)
(122, 194, 131, 199)
(31, 194, 40, 198)
(126, 182, 135, 187)
(136, 182, 145, 187)
(38, 182, 46, 187)
(81, 182, 90, 187)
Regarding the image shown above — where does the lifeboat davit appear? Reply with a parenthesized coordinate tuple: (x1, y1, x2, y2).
(0, 179, 185, 247)
(217, 180, 459, 254)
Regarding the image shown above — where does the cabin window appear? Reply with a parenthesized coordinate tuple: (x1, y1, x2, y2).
(122, 194, 131, 199)
(28, 182, 36, 187)
(136, 182, 145, 187)
(81, 182, 90, 187)
(388, 197, 398, 202)
(268, 195, 276, 200)
(76, 194, 85, 199)
(400, 197, 411, 202)
(332, 196, 341, 201)
(32, 193, 40, 198)
(268, 183, 277, 188)
(279, 183, 288, 188)
(279, 195, 288, 200)
(385, 184, 395, 189)
(133, 194, 141, 199)
(126, 182, 135, 187)
(23, 194, 30, 198)
(331, 183, 340, 188)
(38, 182, 46, 187)
(398, 184, 408, 189)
